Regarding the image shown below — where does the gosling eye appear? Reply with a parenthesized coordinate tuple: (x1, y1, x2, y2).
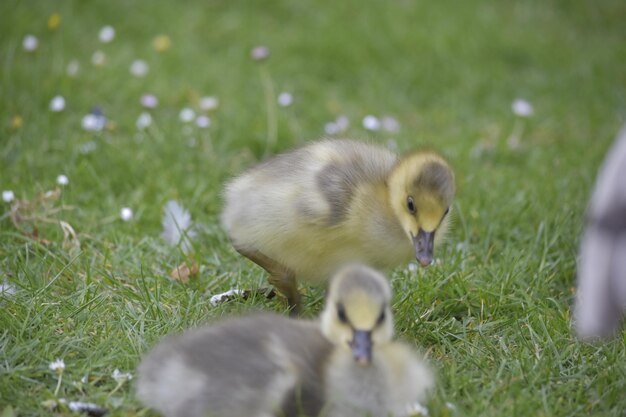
(337, 304, 348, 324)
(406, 196, 416, 214)
(376, 310, 386, 326)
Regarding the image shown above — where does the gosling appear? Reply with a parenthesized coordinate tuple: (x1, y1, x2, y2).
(221, 139, 455, 311)
(136, 264, 433, 417)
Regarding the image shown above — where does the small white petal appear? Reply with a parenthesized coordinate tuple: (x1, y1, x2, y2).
(23, 35, 38, 52)
(408, 263, 418, 273)
(199, 96, 219, 111)
(66, 60, 80, 77)
(136, 112, 152, 130)
(140, 94, 158, 109)
(98, 26, 115, 43)
(130, 60, 149, 77)
(2, 190, 15, 203)
(277, 92, 293, 107)
(324, 122, 340, 136)
(120, 207, 133, 221)
(179, 108, 195, 123)
(251, 46, 270, 61)
(49, 359, 65, 371)
(91, 50, 106, 66)
(49, 96, 66, 112)
(195, 115, 211, 128)
(512, 98, 534, 117)
(56, 175, 69, 186)
(112, 368, 133, 382)
(335, 115, 350, 131)
(381, 116, 400, 133)
(81, 114, 106, 131)
(362, 115, 381, 131)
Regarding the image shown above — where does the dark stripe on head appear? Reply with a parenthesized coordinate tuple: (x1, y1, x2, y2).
(413, 161, 454, 202)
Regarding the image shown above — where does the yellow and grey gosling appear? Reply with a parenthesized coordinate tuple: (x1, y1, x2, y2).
(221, 139, 455, 312)
(575, 123, 626, 340)
(136, 264, 433, 417)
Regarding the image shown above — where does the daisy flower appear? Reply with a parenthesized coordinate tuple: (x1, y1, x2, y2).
(120, 208, 133, 222)
(98, 26, 115, 43)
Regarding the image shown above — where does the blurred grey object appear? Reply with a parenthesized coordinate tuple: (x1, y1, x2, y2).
(575, 123, 626, 339)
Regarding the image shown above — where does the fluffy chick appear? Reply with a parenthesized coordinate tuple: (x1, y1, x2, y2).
(221, 139, 455, 311)
(136, 264, 433, 417)
(575, 123, 626, 340)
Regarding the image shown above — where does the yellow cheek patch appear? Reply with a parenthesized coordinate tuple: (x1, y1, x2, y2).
(416, 197, 445, 232)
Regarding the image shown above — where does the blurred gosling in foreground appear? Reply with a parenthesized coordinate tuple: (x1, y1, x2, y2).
(221, 139, 455, 312)
(575, 123, 626, 340)
(137, 264, 433, 417)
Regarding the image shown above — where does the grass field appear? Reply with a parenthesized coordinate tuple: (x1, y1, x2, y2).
(1, 0, 625, 416)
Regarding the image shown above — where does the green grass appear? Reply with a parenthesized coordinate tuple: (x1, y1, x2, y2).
(1, 0, 625, 415)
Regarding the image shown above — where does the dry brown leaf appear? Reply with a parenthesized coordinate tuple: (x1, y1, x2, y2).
(170, 261, 199, 283)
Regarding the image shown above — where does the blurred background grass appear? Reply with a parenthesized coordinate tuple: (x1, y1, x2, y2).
(1, 0, 625, 416)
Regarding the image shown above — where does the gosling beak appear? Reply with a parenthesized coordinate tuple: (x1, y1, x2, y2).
(412, 228, 434, 267)
(350, 330, 372, 366)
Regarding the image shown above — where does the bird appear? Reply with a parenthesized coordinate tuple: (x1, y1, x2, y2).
(221, 139, 455, 312)
(136, 263, 434, 417)
(575, 123, 626, 340)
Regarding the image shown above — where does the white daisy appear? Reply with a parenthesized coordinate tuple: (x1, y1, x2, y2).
(81, 114, 106, 131)
(112, 368, 133, 382)
(120, 207, 133, 221)
(324, 122, 340, 136)
(66, 60, 80, 77)
(130, 60, 149, 77)
(250, 45, 270, 61)
(195, 115, 211, 128)
(91, 50, 106, 66)
(56, 175, 69, 186)
(199, 96, 219, 111)
(136, 112, 152, 130)
(49, 359, 65, 372)
(2, 190, 15, 203)
(23, 35, 38, 52)
(277, 92, 293, 107)
(49, 96, 66, 112)
(179, 108, 195, 123)
(362, 115, 381, 131)
(381, 116, 400, 133)
(512, 98, 534, 117)
(335, 115, 350, 132)
(140, 94, 158, 109)
(98, 26, 115, 43)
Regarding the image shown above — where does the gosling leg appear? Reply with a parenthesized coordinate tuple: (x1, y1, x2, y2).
(235, 246, 301, 315)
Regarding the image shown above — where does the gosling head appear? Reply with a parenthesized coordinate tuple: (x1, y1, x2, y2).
(321, 264, 393, 366)
(388, 151, 455, 267)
